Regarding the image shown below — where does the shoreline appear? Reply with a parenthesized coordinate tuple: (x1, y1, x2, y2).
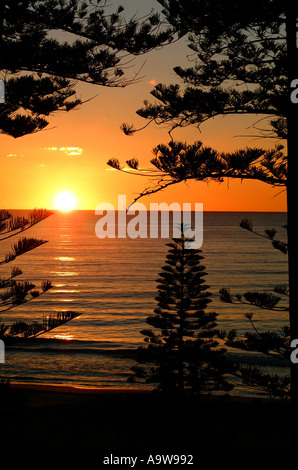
(8, 380, 277, 403)
(1, 381, 291, 451)
(10, 381, 147, 393)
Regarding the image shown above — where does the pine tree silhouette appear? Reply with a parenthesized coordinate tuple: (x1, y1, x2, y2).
(0, 0, 172, 137)
(130, 227, 233, 395)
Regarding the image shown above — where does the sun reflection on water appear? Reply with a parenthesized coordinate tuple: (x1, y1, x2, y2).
(52, 334, 74, 341)
(52, 271, 78, 276)
(52, 289, 79, 293)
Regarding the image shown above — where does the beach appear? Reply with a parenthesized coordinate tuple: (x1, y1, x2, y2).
(0, 381, 291, 458)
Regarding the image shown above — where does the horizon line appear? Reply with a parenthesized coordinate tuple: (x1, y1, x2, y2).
(5, 208, 287, 213)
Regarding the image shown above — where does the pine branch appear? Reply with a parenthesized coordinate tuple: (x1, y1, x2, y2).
(0, 280, 53, 314)
(233, 365, 290, 399)
(107, 140, 287, 205)
(219, 287, 287, 311)
(239, 218, 288, 254)
(0, 209, 53, 241)
(0, 267, 22, 289)
(1, 310, 82, 339)
(0, 237, 48, 265)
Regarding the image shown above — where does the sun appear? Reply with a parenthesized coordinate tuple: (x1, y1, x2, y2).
(54, 191, 77, 211)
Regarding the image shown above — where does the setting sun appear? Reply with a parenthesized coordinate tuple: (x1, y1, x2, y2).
(54, 191, 77, 211)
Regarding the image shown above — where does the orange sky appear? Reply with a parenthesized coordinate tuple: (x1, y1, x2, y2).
(0, 3, 287, 212)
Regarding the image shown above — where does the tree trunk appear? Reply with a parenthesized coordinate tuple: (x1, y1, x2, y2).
(177, 237, 186, 395)
(285, 1, 298, 407)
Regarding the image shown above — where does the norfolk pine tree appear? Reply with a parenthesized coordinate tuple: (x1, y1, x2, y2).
(108, 1, 298, 405)
(130, 228, 233, 395)
(0, 0, 173, 137)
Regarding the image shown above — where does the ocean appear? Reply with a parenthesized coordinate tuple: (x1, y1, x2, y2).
(0, 210, 289, 396)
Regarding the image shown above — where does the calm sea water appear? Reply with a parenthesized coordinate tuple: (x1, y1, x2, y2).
(0, 210, 289, 396)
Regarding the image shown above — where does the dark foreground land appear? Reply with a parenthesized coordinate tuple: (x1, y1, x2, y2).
(0, 383, 291, 462)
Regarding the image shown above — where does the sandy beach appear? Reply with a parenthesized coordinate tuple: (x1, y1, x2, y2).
(0, 381, 291, 458)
